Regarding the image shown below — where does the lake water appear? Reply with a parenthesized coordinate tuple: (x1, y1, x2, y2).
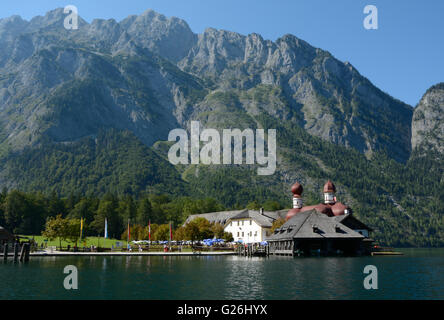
(1, 249, 443, 300)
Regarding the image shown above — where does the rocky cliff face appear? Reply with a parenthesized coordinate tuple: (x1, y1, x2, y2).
(178, 31, 413, 161)
(0, 8, 413, 162)
(411, 83, 444, 154)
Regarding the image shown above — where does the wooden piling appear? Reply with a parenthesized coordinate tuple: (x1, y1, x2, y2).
(19, 243, 25, 262)
(24, 244, 30, 262)
(13, 243, 19, 262)
(3, 243, 8, 261)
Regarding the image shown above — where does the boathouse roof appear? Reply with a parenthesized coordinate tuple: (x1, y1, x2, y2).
(333, 214, 374, 232)
(0, 225, 14, 241)
(267, 209, 365, 241)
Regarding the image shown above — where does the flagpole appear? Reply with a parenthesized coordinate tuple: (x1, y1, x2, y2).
(79, 217, 83, 249)
(104, 217, 108, 241)
(169, 221, 172, 250)
(127, 219, 130, 251)
(79, 218, 83, 241)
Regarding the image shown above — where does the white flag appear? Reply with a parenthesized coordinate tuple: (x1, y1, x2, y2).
(104, 218, 108, 239)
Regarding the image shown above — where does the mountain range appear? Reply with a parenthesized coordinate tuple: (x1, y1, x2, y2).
(0, 8, 442, 246)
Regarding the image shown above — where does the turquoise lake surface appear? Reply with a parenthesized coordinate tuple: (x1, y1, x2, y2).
(1, 249, 443, 300)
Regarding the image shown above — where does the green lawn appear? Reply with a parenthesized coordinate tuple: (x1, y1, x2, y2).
(20, 235, 233, 253)
(21, 235, 124, 249)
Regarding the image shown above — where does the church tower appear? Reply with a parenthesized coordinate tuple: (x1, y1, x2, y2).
(323, 180, 336, 205)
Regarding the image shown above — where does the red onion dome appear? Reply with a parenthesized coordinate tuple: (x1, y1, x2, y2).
(331, 202, 350, 216)
(323, 180, 336, 193)
(314, 204, 334, 217)
(299, 204, 334, 217)
(291, 182, 303, 198)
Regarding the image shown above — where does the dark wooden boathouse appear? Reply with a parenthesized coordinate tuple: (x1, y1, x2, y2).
(0, 225, 14, 243)
(267, 209, 373, 256)
(1, 225, 31, 262)
(266, 180, 374, 256)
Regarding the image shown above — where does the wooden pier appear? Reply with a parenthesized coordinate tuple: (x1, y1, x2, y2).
(1, 242, 31, 262)
(237, 244, 269, 257)
(1, 225, 31, 262)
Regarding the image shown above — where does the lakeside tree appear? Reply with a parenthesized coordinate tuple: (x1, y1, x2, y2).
(222, 232, 234, 242)
(183, 222, 200, 244)
(68, 197, 98, 228)
(271, 218, 286, 233)
(153, 224, 170, 241)
(65, 218, 83, 245)
(91, 197, 122, 239)
(174, 226, 187, 241)
(118, 195, 137, 225)
(41, 215, 83, 248)
(136, 197, 152, 226)
(177, 218, 216, 243)
(212, 223, 225, 239)
(176, 219, 234, 242)
(42, 215, 67, 248)
(3, 191, 46, 235)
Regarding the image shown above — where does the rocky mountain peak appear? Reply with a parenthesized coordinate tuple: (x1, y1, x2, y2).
(119, 9, 197, 62)
(412, 83, 444, 153)
(26, 7, 87, 32)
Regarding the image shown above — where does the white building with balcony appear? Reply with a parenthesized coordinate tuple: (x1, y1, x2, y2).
(224, 210, 274, 243)
(185, 209, 284, 244)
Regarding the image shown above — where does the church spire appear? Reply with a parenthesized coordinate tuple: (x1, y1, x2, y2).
(291, 182, 303, 209)
(323, 180, 336, 204)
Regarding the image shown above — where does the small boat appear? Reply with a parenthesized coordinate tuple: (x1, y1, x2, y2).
(371, 246, 403, 256)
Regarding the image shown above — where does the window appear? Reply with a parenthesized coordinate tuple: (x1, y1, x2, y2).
(237, 232, 239, 237)
(237, 221, 239, 226)
(242, 221, 244, 226)
(250, 220, 252, 226)
(242, 232, 244, 237)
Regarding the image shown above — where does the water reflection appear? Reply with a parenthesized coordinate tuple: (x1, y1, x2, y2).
(0, 250, 443, 300)
(224, 257, 267, 299)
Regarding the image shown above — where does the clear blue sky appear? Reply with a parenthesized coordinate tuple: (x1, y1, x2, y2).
(1, 0, 443, 106)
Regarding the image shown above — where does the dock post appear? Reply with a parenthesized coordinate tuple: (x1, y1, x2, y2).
(24, 244, 30, 262)
(13, 243, 19, 262)
(19, 243, 26, 262)
(3, 243, 8, 261)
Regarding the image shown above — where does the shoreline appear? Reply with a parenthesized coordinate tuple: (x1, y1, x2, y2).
(29, 251, 236, 257)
